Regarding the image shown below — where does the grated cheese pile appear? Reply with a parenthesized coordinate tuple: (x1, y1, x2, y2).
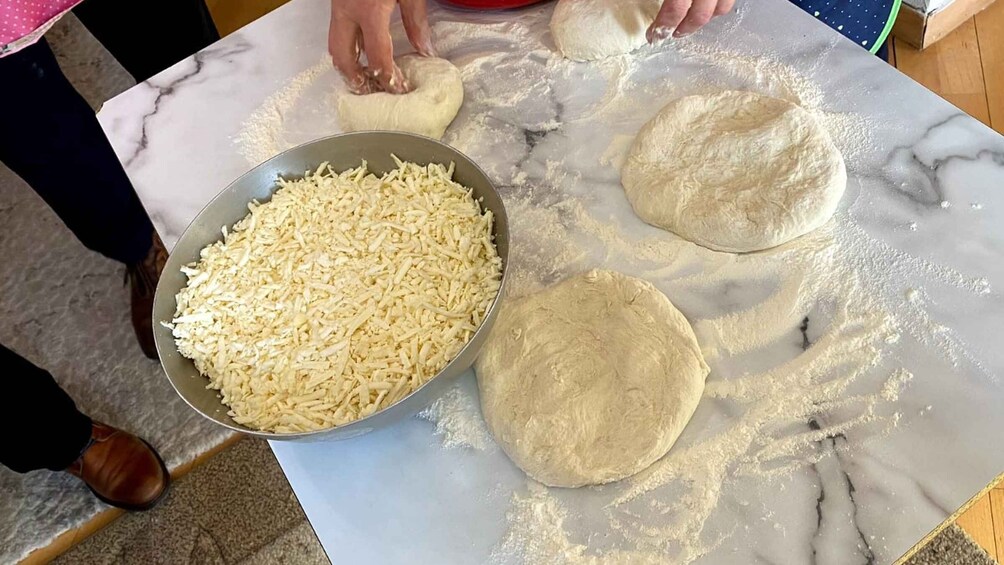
(167, 158, 503, 433)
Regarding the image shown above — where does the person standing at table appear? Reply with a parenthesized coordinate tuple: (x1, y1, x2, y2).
(327, 0, 898, 94)
(0, 0, 218, 510)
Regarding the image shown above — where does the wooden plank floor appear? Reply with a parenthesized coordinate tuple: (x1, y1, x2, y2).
(892, 3, 1004, 559)
(954, 480, 1002, 561)
(893, 1, 1004, 134)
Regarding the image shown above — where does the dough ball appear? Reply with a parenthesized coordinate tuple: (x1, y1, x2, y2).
(550, 0, 660, 62)
(475, 270, 709, 488)
(336, 56, 463, 139)
(621, 91, 847, 253)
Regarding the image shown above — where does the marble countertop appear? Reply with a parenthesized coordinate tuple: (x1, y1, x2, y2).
(98, 0, 1004, 563)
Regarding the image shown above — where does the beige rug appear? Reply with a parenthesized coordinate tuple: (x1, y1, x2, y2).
(56, 438, 325, 564)
(906, 524, 998, 565)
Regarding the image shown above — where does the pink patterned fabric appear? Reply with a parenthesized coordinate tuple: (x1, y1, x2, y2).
(1, 0, 82, 56)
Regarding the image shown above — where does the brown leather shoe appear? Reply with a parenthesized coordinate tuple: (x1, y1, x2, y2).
(127, 232, 168, 360)
(66, 421, 170, 511)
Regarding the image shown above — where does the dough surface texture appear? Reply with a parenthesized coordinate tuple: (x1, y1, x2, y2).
(336, 56, 463, 139)
(621, 91, 847, 253)
(550, 0, 661, 61)
(475, 270, 709, 488)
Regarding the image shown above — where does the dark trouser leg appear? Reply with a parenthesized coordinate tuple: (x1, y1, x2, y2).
(74, 0, 220, 83)
(0, 344, 92, 473)
(0, 39, 153, 264)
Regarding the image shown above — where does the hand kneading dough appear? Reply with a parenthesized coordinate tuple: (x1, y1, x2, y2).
(336, 55, 463, 139)
(621, 91, 847, 253)
(550, 0, 661, 61)
(475, 270, 709, 488)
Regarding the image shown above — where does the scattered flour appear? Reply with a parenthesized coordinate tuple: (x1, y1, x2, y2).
(473, 34, 987, 565)
(417, 17, 991, 557)
(235, 6, 993, 563)
(598, 134, 634, 169)
(235, 59, 330, 166)
(419, 385, 492, 450)
(493, 482, 667, 565)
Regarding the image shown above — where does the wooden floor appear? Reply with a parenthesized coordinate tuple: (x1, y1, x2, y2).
(893, 1, 1004, 133)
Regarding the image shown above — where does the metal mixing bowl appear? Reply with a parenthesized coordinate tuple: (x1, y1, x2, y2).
(153, 131, 509, 441)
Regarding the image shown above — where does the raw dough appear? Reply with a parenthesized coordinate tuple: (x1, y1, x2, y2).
(621, 91, 847, 253)
(475, 270, 709, 488)
(550, 0, 661, 61)
(336, 55, 463, 139)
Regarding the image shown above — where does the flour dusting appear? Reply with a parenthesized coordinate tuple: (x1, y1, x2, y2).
(433, 10, 988, 562)
(419, 385, 492, 450)
(232, 5, 995, 564)
(235, 58, 335, 166)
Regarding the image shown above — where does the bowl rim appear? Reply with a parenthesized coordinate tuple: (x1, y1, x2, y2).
(153, 130, 509, 439)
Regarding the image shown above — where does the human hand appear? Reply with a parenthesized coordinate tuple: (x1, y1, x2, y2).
(646, 0, 735, 43)
(328, 0, 435, 94)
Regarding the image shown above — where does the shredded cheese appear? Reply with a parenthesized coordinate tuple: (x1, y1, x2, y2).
(168, 158, 503, 433)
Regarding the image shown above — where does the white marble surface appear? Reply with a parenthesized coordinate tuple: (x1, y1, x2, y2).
(98, 0, 1004, 563)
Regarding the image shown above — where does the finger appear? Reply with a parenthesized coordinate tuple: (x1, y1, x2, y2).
(359, 4, 411, 93)
(353, 29, 382, 94)
(400, 0, 437, 57)
(647, 0, 692, 44)
(714, 0, 736, 16)
(329, 7, 369, 93)
(674, 0, 718, 37)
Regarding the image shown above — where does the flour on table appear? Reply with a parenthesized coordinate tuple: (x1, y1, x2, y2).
(236, 7, 992, 564)
(598, 134, 633, 169)
(480, 45, 982, 565)
(492, 482, 668, 565)
(234, 59, 331, 166)
(411, 19, 988, 556)
(419, 385, 492, 451)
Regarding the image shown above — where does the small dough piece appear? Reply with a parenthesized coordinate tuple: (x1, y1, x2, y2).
(476, 270, 709, 488)
(337, 55, 463, 139)
(621, 91, 847, 253)
(550, 0, 660, 62)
